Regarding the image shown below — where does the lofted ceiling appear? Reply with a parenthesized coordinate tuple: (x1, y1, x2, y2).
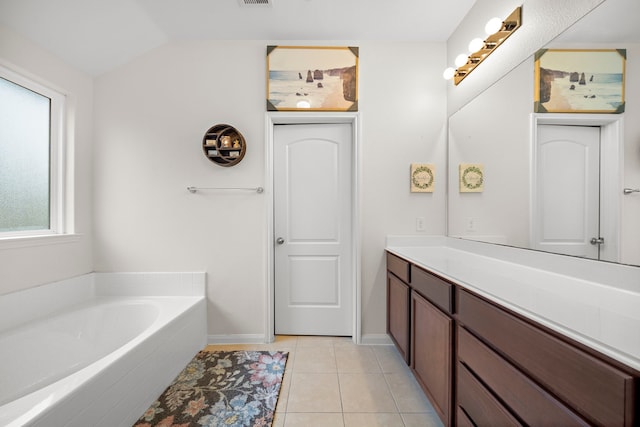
(0, 0, 476, 76)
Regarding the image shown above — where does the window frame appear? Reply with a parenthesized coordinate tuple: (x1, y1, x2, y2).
(0, 64, 67, 240)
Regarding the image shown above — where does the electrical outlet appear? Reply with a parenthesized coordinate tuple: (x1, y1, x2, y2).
(416, 216, 426, 232)
(467, 217, 476, 231)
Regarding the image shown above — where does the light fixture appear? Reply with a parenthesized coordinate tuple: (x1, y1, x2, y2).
(484, 17, 503, 36)
(455, 53, 469, 68)
(443, 67, 456, 80)
(468, 38, 485, 54)
(443, 6, 522, 86)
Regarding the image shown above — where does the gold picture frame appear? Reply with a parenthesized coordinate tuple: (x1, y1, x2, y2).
(534, 49, 626, 113)
(410, 163, 435, 193)
(266, 46, 359, 111)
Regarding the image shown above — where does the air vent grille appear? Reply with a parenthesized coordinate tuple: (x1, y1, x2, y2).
(238, 0, 272, 6)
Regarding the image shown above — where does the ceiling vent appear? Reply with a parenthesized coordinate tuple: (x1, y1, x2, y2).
(238, 0, 272, 6)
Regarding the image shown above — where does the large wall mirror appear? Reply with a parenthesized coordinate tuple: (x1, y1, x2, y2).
(448, 0, 640, 266)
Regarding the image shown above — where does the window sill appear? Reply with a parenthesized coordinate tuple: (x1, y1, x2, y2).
(0, 233, 83, 250)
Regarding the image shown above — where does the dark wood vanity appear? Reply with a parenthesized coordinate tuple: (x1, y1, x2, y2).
(386, 251, 639, 427)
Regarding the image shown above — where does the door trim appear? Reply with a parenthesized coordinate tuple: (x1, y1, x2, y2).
(530, 113, 623, 262)
(265, 112, 362, 343)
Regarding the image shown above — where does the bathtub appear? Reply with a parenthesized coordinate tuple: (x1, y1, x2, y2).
(0, 272, 207, 427)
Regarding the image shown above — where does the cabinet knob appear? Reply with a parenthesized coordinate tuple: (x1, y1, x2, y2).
(276, 237, 285, 245)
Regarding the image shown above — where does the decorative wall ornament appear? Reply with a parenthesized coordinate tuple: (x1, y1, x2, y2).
(410, 163, 435, 193)
(459, 163, 484, 193)
(266, 46, 359, 111)
(534, 49, 626, 113)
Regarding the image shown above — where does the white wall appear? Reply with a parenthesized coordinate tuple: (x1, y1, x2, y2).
(0, 25, 94, 296)
(93, 40, 447, 340)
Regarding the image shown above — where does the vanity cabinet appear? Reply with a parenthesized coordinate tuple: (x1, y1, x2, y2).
(386, 253, 410, 362)
(386, 252, 454, 425)
(411, 290, 452, 425)
(458, 289, 635, 427)
(385, 250, 639, 427)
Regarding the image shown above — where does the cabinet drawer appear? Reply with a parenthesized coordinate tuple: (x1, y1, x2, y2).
(458, 290, 635, 427)
(458, 326, 589, 426)
(456, 406, 474, 427)
(386, 252, 410, 283)
(458, 363, 521, 426)
(410, 265, 453, 314)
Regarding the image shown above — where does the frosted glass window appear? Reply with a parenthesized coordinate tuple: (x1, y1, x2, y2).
(0, 76, 51, 233)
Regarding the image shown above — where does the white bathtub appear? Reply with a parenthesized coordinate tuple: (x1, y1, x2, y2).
(0, 272, 207, 427)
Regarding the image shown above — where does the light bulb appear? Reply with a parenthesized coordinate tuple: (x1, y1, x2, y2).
(442, 67, 455, 80)
(485, 17, 503, 35)
(468, 38, 485, 53)
(455, 54, 468, 68)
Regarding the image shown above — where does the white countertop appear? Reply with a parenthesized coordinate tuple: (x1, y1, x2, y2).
(386, 236, 640, 372)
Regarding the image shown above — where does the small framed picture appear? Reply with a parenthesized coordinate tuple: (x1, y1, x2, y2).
(459, 163, 484, 193)
(410, 163, 435, 193)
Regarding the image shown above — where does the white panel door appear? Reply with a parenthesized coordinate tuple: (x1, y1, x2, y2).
(533, 125, 600, 259)
(274, 123, 353, 336)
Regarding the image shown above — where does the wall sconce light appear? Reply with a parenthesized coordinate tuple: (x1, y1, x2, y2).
(444, 6, 522, 85)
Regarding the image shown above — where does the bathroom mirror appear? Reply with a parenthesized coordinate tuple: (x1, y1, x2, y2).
(447, 0, 640, 266)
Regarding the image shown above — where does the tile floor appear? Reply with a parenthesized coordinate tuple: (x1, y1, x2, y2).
(204, 335, 445, 427)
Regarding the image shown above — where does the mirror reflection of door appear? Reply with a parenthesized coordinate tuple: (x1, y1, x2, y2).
(533, 124, 604, 260)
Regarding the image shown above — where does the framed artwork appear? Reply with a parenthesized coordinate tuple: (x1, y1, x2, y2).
(459, 163, 484, 193)
(266, 46, 359, 111)
(534, 49, 626, 113)
(410, 163, 435, 193)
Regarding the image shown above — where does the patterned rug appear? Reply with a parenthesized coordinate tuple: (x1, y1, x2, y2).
(134, 350, 288, 427)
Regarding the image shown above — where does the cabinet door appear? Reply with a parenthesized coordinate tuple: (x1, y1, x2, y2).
(411, 291, 452, 426)
(387, 273, 410, 362)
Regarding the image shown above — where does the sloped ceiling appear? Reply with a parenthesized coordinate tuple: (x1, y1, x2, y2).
(0, 0, 476, 75)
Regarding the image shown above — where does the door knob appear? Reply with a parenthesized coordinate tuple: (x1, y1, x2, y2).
(276, 237, 285, 245)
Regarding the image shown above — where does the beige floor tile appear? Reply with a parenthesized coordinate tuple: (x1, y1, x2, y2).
(343, 413, 405, 427)
(372, 345, 408, 373)
(296, 335, 336, 347)
(287, 372, 342, 412)
(401, 412, 444, 427)
(292, 345, 337, 373)
(335, 345, 382, 373)
(284, 412, 345, 427)
(273, 335, 299, 346)
(333, 336, 357, 347)
(275, 368, 292, 413)
(272, 411, 286, 427)
(339, 373, 398, 413)
(385, 372, 435, 413)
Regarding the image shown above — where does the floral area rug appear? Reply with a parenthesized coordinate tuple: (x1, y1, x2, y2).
(134, 350, 288, 427)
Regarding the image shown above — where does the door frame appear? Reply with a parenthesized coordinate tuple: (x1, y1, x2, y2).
(530, 113, 623, 262)
(265, 112, 362, 343)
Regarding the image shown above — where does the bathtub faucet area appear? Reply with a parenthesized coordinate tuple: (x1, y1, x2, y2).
(0, 272, 207, 427)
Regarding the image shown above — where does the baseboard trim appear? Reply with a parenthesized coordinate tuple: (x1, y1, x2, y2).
(207, 334, 267, 345)
(207, 333, 393, 346)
